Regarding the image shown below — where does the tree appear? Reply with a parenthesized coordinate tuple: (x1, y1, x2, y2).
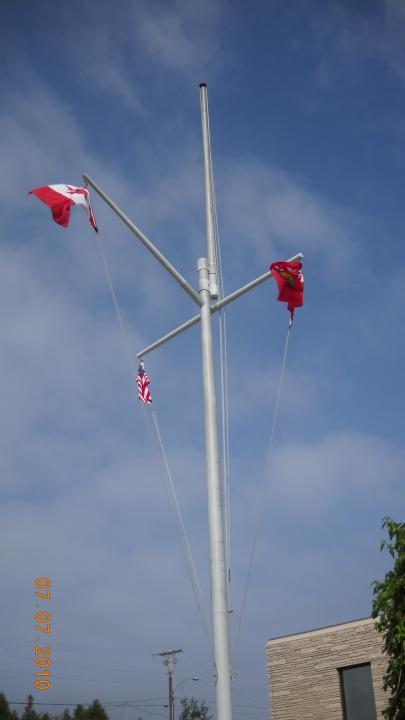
(178, 697, 212, 720)
(85, 700, 108, 720)
(73, 705, 86, 720)
(372, 517, 405, 720)
(0, 698, 110, 720)
(21, 696, 38, 720)
(0, 693, 12, 720)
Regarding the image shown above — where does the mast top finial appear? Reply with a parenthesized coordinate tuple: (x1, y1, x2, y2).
(199, 82, 207, 88)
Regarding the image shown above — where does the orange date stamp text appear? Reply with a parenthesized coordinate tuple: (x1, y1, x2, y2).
(34, 578, 52, 691)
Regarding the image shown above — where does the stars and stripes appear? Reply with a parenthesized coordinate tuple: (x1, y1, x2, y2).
(137, 361, 153, 404)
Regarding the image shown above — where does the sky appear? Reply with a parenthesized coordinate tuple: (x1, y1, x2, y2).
(1, 1, 405, 718)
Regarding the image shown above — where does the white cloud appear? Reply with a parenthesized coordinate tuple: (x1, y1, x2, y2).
(27, 0, 227, 116)
(133, 0, 223, 75)
(304, 0, 405, 91)
(381, 1, 405, 85)
(218, 160, 362, 280)
(270, 431, 404, 516)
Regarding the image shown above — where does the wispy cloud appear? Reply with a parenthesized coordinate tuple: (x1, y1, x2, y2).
(133, 0, 225, 76)
(1, 2, 404, 710)
(218, 159, 362, 279)
(270, 430, 405, 516)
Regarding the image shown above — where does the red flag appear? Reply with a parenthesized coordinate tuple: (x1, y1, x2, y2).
(29, 184, 98, 232)
(270, 260, 304, 323)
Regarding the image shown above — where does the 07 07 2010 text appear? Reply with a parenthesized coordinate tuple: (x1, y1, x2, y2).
(33, 577, 52, 691)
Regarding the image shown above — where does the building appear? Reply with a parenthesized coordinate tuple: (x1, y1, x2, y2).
(266, 617, 388, 719)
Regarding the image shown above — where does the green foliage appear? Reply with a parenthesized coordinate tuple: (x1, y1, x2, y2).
(0, 694, 18, 720)
(0, 693, 12, 720)
(85, 700, 109, 720)
(73, 705, 86, 720)
(21, 696, 37, 720)
(0, 695, 110, 720)
(0, 704, 17, 720)
(372, 517, 405, 720)
(178, 697, 212, 720)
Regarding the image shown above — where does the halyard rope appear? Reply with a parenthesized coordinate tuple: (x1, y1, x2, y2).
(233, 323, 291, 663)
(143, 403, 213, 653)
(93, 230, 213, 654)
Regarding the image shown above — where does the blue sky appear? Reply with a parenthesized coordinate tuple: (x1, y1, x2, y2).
(1, 1, 405, 718)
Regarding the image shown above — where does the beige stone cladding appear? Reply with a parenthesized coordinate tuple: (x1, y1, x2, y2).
(266, 617, 387, 720)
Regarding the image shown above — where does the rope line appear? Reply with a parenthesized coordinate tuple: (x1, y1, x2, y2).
(149, 407, 214, 654)
(215, 204, 231, 589)
(219, 308, 231, 585)
(95, 231, 137, 379)
(215, 206, 231, 593)
(233, 323, 291, 662)
(93, 230, 213, 654)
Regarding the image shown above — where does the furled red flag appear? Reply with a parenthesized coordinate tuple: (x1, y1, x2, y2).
(270, 260, 304, 324)
(29, 184, 98, 232)
(137, 361, 153, 404)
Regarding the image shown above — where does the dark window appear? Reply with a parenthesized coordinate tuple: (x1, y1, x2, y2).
(339, 663, 377, 720)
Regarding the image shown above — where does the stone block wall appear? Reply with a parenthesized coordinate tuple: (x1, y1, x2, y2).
(266, 618, 387, 719)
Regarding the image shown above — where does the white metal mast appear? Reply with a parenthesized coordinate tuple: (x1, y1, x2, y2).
(197, 82, 232, 720)
(83, 83, 303, 720)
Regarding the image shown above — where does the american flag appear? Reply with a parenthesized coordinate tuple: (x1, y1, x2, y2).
(137, 361, 152, 404)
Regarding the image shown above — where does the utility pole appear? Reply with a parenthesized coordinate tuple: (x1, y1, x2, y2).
(153, 649, 183, 720)
(83, 82, 303, 720)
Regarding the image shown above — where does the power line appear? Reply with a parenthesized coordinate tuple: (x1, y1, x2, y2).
(0, 656, 164, 687)
(0, 667, 162, 685)
(3, 701, 167, 708)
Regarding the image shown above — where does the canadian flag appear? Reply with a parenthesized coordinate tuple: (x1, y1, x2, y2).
(29, 184, 98, 232)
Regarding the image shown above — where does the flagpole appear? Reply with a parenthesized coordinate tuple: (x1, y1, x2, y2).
(198, 83, 233, 720)
(81, 86, 303, 720)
